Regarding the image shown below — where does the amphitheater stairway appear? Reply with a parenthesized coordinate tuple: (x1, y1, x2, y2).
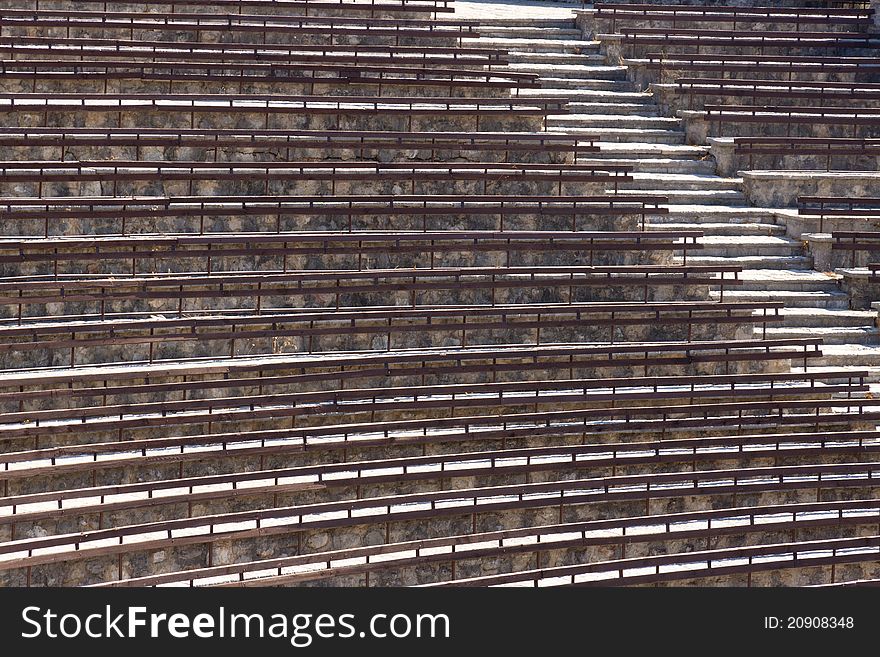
(468, 16, 880, 371)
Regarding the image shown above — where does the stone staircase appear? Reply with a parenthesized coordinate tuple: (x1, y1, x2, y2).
(466, 16, 880, 375)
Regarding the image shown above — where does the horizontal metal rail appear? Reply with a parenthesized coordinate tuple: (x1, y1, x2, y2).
(9, 0, 455, 14)
(431, 534, 880, 587)
(0, 265, 741, 320)
(0, 36, 503, 64)
(1, 425, 874, 527)
(0, 368, 857, 442)
(95, 497, 880, 588)
(3, 460, 880, 570)
(0, 336, 822, 391)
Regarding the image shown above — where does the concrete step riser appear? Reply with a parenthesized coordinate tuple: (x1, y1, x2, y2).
(548, 116, 681, 129)
(583, 160, 716, 173)
(736, 281, 841, 292)
(781, 317, 875, 328)
(501, 44, 593, 53)
(655, 223, 785, 236)
(686, 256, 814, 270)
(569, 130, 686, 144)
(650, 214, 777, 225)
(467, 19, 578, 28)
(528, 88, 644, 98)
(617, 192, 746, 205)
(477, 29, 585, 39)
(620, 179, 742, 192)
(760, 328, 880, 345)
(715, 293, 850, 309)
(534, 79, 636, 91)
(648, 211, 778, 224)
(698, 246, 803, 257)
(508, 53, 606, 64)
(517, 69, 628, 80)
(809, 355, 880, 369)
(567, 103, 659, 115)
(791, 368, 880, 384)
(570, 95, 659, 105)
(468, 40, 598, 54)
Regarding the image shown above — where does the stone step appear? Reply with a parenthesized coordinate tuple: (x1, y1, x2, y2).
(567, 102, 659, 115)
(592, 142, 710, 159)
(509, 64, 628, 79)
(624, 173, 742, 192)
(547, 113, 681, 130)
(733, 269, 841, 292)
(475, 19, 579, 28)
(467, 18, 578, 28)
(790, 365, 880, 384)
(466, 37, 601, 53)
(563, 128, 687, 144)
(775, 308, 876, 328)
(507, 52, 607, 64)
(759, 326, 880, 345)
(656, 222, 785, 236)
(534, 78, 637, 91)
(808, 344, 880, 367)
(654, 205, 783, 224)
(697, 235, 803, 257)
(577, 157, 716, 174)
(613, 189, 747, 205)
(523, 87, 646, 100)
(712, 289, 851, 309)
(475, 27, 585, 39)
(685, 255, 814, 270)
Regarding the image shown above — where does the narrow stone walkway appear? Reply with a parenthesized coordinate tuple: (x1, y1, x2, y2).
(462, 8, 880, 379)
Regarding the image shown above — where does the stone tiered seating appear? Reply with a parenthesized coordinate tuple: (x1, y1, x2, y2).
(4, 0, 455, 18)
(708, 138, 880, 178)
(1, 0, 879, 589)
(95, 498, 880, 587)
(625, 54, 880, 94)
(0, 14, 473, 47)
(0, 93, 567, 132)
(661, 79, 880, 114)
(0, 129, 594, 165)
(0, 194, 667, 235)
(691, 105, 880, 143)
(0, 60, 542, 96)
(0, 160, 631, 196)
(593, 3, 875, 32)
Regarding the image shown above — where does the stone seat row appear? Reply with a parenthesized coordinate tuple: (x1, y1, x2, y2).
(98, 497, 880, 588)
(0, 368, 858, 455)
(661, 79, 880, 112)
(592, 2, 874, 30)
(0, 60, 540, 97)
(0, 264, 744, 322)
(0, 13, 475, 50)
(4, 449, 880, 586)
(626, 54, 880, 93)
(0, 336, 822, 415)
(0, 128, 595, 165)
(0, 299, 784, 369)
(435, 534, 880, 588)
(709, 138, 880, 176)
(0, 335, 816, 415)
(0, 194, 659, 237)
(0, 160, 631, 197)
(0, 93, 566, 133)
(610, 28, 880, 56)
(4, 0, 454, 18)
(683, 105, 880, 143)
(0, 37, 508, 67)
